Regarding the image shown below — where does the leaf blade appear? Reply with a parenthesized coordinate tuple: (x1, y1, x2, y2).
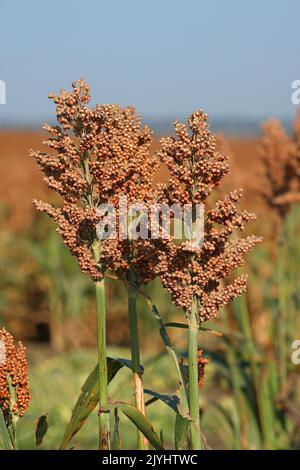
(15, 415, 48, 450)
(110, 401, 165, 450)
(0, 410, 13, 450)
(60, 357, 134, 449)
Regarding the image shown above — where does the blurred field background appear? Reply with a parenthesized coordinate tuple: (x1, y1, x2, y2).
(0, 129, 299, 449)
(1, 0, 300, 450)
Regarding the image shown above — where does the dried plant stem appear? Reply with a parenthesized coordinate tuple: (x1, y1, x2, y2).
(95, 279, 110, 450)
(128, 270, 147, 450)
(188, 298, 202, 450)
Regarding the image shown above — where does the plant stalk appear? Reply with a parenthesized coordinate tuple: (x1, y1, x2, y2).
(278, 231, 287, 391)
(128, 270, 147, 450)
(188, 298, 202, 450)
(95, 279, 110, 450)
(234, 296, 275, 449)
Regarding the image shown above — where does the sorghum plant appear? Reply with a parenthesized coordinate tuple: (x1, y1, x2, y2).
(0, 328, 30, 421)
(259, 114, 300, 389)
(260, 116, 300, 229)
(31, 80, 159, 449)
(154, 110, 261, 449)
(31, 80, 261, 450)
(0, 328, 48, 450)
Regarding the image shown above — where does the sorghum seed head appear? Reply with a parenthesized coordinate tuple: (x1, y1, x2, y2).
(197, 350, 209, 389)
(31, 80, 159, 285)
(0, 328, 30, 417)
(259, 115, 300, 227)
(153, 110, 262, 323)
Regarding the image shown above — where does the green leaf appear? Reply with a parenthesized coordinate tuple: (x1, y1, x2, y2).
(175, 414, 190, 450)
(202, 403, 235, 450)
(160, 429, 165, 446)
(15, 415, 48, 450)
(36, 415, 48, 446)
(0, 410, 13, 450)
(165, 321, 223, 337)
(144, 389, 191, 450)
(109, 401, 165, 450)
(145, 389, 180, 413)
(60, 357, 134, 449)
(144, 300, 191, 448)
(112, 408, 121, 450)
(148, 303, 189, 419)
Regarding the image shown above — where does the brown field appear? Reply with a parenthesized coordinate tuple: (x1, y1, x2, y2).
(0, 131, 261, 230)
(1, 130, 299, 451)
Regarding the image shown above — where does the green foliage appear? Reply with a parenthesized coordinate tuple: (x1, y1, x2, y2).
(1, 199, 300, 450)
(0, 409, 48, 450)
(60, 357, 134, 449)
(15, 415, 48, 450)
(27, 348, 176, 449)
(0, 410, 13, 450)
(109, 402, 165, 450)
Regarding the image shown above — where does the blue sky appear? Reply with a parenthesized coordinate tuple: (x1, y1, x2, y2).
(0, 0, 299, 125)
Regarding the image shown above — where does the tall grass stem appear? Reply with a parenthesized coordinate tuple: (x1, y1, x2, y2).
(188, 298, 202, 450)
(95, 279, 110, 450)
(278, 231, 287, 390)
(128, 270, 147, 450)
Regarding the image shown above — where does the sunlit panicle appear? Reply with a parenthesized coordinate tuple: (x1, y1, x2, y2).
(0, 328, 30, 417)
(259, 115, 300, 227)
(31, 80, 159, 286)
(154, 110, 262, 323)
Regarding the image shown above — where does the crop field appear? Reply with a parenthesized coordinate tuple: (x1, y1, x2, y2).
(0, 1, 299, 454)
(1, 118, 299, 450)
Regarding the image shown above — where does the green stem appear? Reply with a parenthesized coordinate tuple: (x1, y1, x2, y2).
(278, 232, 287, 391)
(82, 141, 109, 449)
(150, 303, 189, 414)
(223, 311, 245, 449)
(235, 296, 275, 449)
(188, 298, 202, 450)
(95, 279, 110, 450)
(128, 270, 147, 450)
(147, 300, 190, 449)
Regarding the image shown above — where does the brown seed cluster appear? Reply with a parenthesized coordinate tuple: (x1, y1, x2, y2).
(157, 111, 230, 206)
(32, 82, 261, 322)
(0, 328, 30, 417)
(259, 114, 300, 226)
(197, 350, 209, 389)
(154, 111, 262, 322)
(31, 80, 159, 284)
